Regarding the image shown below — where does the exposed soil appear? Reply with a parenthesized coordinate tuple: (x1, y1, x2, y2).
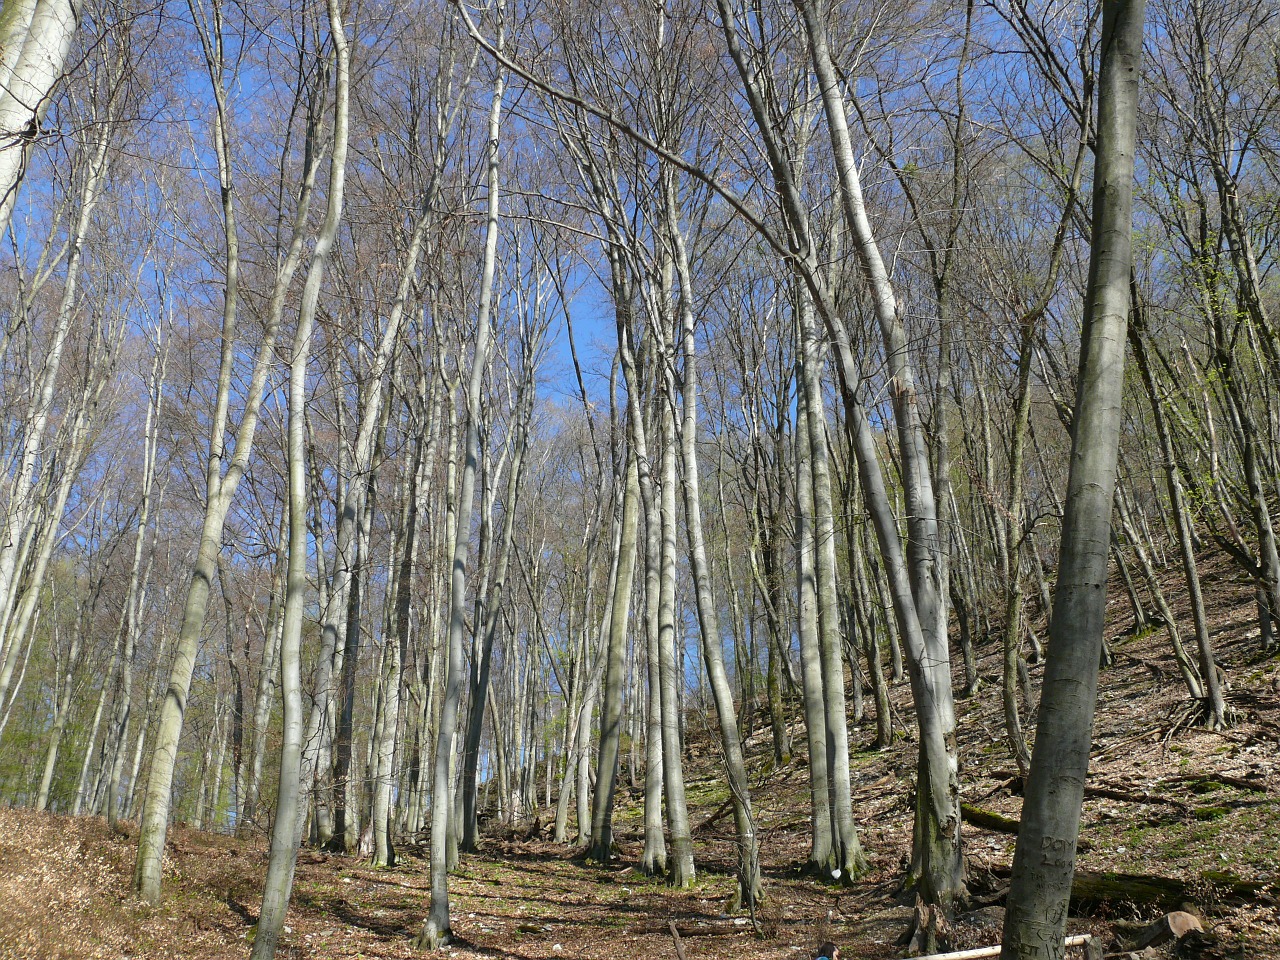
(2, 550, 1278, 960)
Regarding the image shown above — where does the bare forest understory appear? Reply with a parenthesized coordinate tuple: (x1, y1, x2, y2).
(3, 550, 1278, 960)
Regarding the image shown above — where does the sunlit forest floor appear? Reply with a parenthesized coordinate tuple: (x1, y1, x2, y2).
(2, 550, 1278, 960)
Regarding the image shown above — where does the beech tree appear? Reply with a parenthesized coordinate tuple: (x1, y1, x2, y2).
(0, 0, 83, 238)
(1002, 2, 1146, 956)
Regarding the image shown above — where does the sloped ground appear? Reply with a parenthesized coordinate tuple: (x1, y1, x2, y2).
(2, 551, 1278, 960)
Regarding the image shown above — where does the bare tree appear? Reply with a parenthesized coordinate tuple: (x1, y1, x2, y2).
(1002, 3, 1146, 956)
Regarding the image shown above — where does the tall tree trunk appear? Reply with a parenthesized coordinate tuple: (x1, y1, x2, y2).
(668, 198, 761, 907)
(656, 400, 695, 887)
(461, 372, 535, 850)
(588, 453, 640, 861)
(251, 0, 348, 953)
(795, 361, 834, 874)
(798, 293, 866, 882)
(416, 56, 505, 952)
(1131, 303, 1221, 707)
(134, 0, 319, 898)
(241, 516, 286, 837)
(1002, 4, 1145, 955)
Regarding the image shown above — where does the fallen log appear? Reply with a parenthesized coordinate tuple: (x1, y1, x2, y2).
(911, 933, 1099, 960)
(960, 804, 1093, 852)
(1174, 772, 1269, 794)
(1132, 911, 1203, 950)
(692, 796, 734, 835)
(1083, 784, 1190, 812)
(960, 804, 1020, 835)
(987, 867, 1272, 912)
(1069, 869, 1269, 912)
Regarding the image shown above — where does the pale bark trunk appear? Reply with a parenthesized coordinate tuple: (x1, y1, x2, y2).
(0, 0, 83, 238)
(461, 373, 534, 850)
(1131, 306, 1219, 705)
(241, 517, 286, 836)
(588, 453, 639, 861)
(657, 401, 694, 887)
(640, 482, 667, 872)
(0, 104, 112, 713)
(795, 374, 833, 873)
(417, 59, 505, 952)
(250, 0, 348, 952)
(134, 0, 319, 899)
(788, 0, 964, 913)
(797, 293, 866, 882)
(35, 625, 82, 811)
(105, 333, 167, 823)
(1002, 4, 1145, 955)
(670, 211, 760, 907)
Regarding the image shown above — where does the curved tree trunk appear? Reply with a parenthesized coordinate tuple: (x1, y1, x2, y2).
(134, 0, 317, 899)
(251, 0, 349, 952)
(669, 199, 761, 908)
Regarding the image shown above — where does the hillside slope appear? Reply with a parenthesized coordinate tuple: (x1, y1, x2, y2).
(2, 554, 1278, 960)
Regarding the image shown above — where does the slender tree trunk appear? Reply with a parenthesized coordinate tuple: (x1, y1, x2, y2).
(798, 293, 866, 882)
(134, 0, 319, 897)
(668, 201, 761, 907)
(589, 454, 640, 861)
(1130, 295, 1222, 718)
(241, 517, 286, 836)
(250, 1, 348, 952)
(461, 375, 535, 850)
(656, 400, 695, 887)
(417, 58, 505, 952)
(795, 363, 834, 874)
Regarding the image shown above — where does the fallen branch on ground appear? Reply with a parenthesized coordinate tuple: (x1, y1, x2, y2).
(911, 933, 1098, 960)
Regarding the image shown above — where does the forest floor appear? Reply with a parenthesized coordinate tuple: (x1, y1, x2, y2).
(2, 552, 1279, 960)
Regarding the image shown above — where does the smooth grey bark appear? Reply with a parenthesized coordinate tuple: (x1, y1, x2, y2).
(461, 367, 535, 850)
(640, 484, 667, 872)
(798, 3, 964, 909)
(240, 515, 286, 836)
(1113, 485, 1202, 695)
(795, 381, 833, 872)
(0, 88, 114, 714)
(133, 0, 320, 900)
(0, 0, 83, 238)
(100, 329, 166, 824)
(1001, 3, 1145, 956)
(999, 316, 1040, 778)
(0, 329, 109, 748)
(371, 460, 407, 867)
(35, 611, 85, 811)
(360, 236, 445, 860)
(1130, 307, 1220, 705)
(656, 399, 695, 887)
(250, 0, 348, 953)
(668, 216, 761, 908)
(797, 293, 866, 883)
(416, 55, 505, 952)
(306, 182, 439, 853)
(850, 518, 893, 748)
(607, 237, 670, 876)
(709, 0, 963, 912)
(588, 452, 639, 861)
